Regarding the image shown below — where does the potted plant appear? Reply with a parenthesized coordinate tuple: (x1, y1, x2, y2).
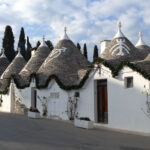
(28, 107, 40, 119)
(74, 117, 93, 129)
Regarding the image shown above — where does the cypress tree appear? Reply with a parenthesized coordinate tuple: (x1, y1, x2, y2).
(36, 41, 41, 48)
(93, 45, 99, 62)
(26, 36, 32, 61)
(30, 41, 40, 51)
(77, 43, 81, 53)
(2, 25, 15, 61)
(45, 40, 53, 51)
(83, 43, 88, 59)
(18, 27, 26, 58)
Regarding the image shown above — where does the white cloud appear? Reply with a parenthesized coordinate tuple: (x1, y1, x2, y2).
(0, 0, 150, 60)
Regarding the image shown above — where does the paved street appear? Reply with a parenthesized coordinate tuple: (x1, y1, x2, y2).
(0, 113, 150, 150)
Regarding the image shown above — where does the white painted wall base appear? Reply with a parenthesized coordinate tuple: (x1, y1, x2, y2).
(74, 118, 94, 129)
(28, 111, 40, 119)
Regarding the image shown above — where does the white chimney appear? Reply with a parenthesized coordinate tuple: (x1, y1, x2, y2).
(100, 40, 111, 55)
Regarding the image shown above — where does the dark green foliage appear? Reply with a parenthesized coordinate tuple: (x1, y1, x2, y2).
(83, 43, 88, 59)
(18, 27, 26, 59)
(36, 41, 41, 48)
(0, 69, 92, 94)
(26, 36, 32, 61)
(45, 40, 53, 51)
(77, 43, 81, 53)
(93, 45, 99, 62)
(2, 25, 15, 61)
(2, 56, 150, 94)
(94, 57, 150, 80)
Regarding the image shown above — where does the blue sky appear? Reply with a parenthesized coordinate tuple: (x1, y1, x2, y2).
(0, 0, 150, 60)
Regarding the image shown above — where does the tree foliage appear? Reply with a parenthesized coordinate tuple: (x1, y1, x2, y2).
(26, 36, 32, 61)
(45, 40, 53, 51)
(93, 45, 99, 62)
(77, 43, 81, 53)
(36, 41, 41, 48)
(83, 43, 88, 59)
(18, 27, 26, 58)
(2, 25, 15, 61)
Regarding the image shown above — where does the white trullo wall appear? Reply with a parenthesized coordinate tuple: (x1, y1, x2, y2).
(92, 65, 150, 133)
(14, 80, 35, 109)
(0, 82, 16, 112)
(36, 80, 72, 120)
(0, 91, 11, 112)
(75, 72, 96, 121)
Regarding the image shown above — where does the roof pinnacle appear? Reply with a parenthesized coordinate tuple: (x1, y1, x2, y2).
(114, 21, 125, 38)
(61, 26, 69, 40)
(16, 47, 22, 58)
(1, 48, 6, 58)
(64, 27, 67, 34)
(42, 35, 45, 41)
(39, 35, 48, 47)
(135, 32, 146, 47)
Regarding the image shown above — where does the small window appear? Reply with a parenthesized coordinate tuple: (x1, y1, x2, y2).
(74, 92, 80, 97)
(125, 77, 133, 88)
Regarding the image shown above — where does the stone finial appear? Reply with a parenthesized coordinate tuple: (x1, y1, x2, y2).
(135, 32, 146, 47)
(39, 35, 48, 47)
(42, 35, 45, 42)
(139, 32, 142, 38)
(61, 26, 69, 40)
(64, 27, 67, 34)
(114, 21, 125, 38)
(118, 21, 121, 31)
(16, 47, 22, 58)
(1, 48, 6, 58)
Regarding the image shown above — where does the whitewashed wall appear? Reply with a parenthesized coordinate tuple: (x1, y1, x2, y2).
(0, 91, 11, 112)
(93, 65, 150, 133)
(75, 72, 95, 121)
(14, 80, 35, 109)
(36, 80, 71, 120)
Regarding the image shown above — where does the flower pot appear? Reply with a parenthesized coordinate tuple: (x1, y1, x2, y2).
(74, 118, 93, 129)
(28, 111, 40, 119)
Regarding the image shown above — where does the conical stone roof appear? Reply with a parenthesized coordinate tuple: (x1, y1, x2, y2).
(100, 22, 148, 67)
(0, 49, 10, 77)
(1, 49, 26, 79)
(145, 53, 150, 61)
(130, 48, 150, 76)
(135, 32, 150, 58)
(19, 38, 50, 78)
(37, 29, 90, 87)
(101, 37, 138, 60)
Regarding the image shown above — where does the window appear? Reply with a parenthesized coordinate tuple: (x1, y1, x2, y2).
(125, 77, 133, 88)
(74, 92, 80, 97)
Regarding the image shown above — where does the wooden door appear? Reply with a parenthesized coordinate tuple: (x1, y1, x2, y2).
(31, 88, 37, 109)
(34, 90, 37, 108)
(97, 80, 108, 123)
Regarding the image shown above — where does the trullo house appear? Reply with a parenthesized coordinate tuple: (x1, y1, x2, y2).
(0, 24, 150, 134)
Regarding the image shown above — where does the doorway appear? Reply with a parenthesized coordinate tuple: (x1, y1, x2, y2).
(97, 80, 108, 123)
(31, 87, 37, 109)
